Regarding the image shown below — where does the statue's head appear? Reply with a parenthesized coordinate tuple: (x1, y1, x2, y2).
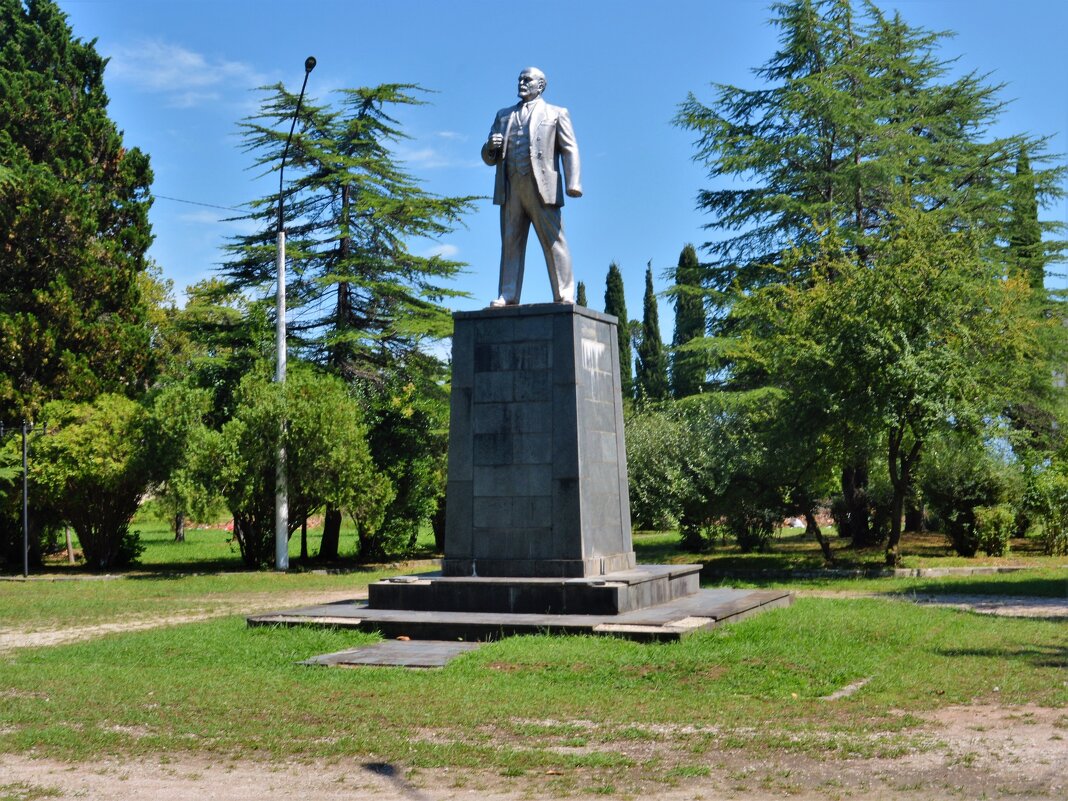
(517, 67, 547, 102)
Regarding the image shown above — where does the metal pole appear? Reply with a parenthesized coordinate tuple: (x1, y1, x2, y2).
(274, 56, 315, 572)
(22, 420, 29, 578)
(275, 229, 289, 571)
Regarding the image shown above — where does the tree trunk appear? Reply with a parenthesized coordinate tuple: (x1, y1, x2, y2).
(431, 493, 446, 552)
(173, 512, 185, 543)
(805, 510, 834, 564)
(904, 501, 925, 533)
(840, 462, 875, 546)
(886, 434, 923, 567)
(318, 506, 342, 561)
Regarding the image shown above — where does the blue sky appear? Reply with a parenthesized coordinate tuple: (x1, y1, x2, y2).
(61, 0, 1068, 327)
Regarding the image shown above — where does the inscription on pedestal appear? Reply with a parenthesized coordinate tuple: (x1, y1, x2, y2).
(444, 304, 635, 577)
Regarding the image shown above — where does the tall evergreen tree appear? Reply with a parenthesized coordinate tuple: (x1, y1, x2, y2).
(669, 244, 706, 397)
(635, 264, 669, 401)
(223, 83, 476, 561)
(575, 281, 587, 307)
(0, 0, 155, 421)
(225, 83, 475, 382)
(676, 0, 1064, 549)
(1008, 148, 1045, 292)
(603, 262, 633, 399)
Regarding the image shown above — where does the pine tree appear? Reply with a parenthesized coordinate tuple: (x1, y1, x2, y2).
(0, 0, 155, 421)
(635, 264, 669, 401)
(575, 281, 587, 307)
(223, 83, 476, 561)
(669, 244, 706, 398)
(676, 0, 1064, 552)
(224, 83, 476, 382)
(603, 263, 633, 399)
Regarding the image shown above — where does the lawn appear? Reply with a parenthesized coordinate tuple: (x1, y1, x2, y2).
(2, 516, 1064, 796)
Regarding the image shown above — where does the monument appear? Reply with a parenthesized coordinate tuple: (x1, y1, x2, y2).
(249, 69, 791, 653)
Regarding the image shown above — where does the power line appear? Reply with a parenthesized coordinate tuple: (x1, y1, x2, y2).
(152, 193, 246, 213)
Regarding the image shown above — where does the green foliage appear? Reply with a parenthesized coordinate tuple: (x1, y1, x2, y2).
(575, 281, 587, 307)
(603, 263, 632, 399)
(145, 383, 219, 535)
(355, 375, 446, 561)
(669, 244, 706, 398)
(0, 0, 155, 421)
(197, 365, 389, 567)
(624, 404, 687, 531)
(31, 394, 152, 568)
(676, 0, 1064, 562)
(973, 504, 1014, 558)
(1025, 464, 1068, 556)
(224, 82, 476, 380)
(919, 431, 1021, 558)
(634, 264, 668, 402)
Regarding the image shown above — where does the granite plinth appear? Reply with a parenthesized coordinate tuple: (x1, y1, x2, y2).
(248, 588, 793, 643)
(367, 564, 701, 616)
(444, 304, 635, 578)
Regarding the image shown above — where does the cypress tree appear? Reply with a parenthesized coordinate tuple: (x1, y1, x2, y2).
(575, 281, 587, 307)
(1008, 148, 1045, 292)
(0, 0, 155, 421)
(669, 244, 706, 397)
(635, 264, 669, 401)
(603, 263, 633, 399)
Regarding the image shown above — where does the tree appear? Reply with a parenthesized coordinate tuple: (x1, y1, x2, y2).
(32, 394, 153, 569)
(576, 281, 587, 307)
(223, 82, 474, 558)
(669, 244, 706, 398)
(676, 0, 1063, 550)
(0, 0, 155, 422)
(224, 83, 475, 381)
(603, 263, 633, 399)
(734, 212, 1038, 564)
(196, 365, 389, 568)
(635, 264, 669, 401)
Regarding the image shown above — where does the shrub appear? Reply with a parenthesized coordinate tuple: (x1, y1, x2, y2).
(1026, 466, 1068, 556)
(973, 504, 1014, 557)
(919, 431, 1021, 557)
(32, 395, 151, 569)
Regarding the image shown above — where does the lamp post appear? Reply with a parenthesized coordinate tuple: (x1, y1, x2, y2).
(275, 55, 316, 572)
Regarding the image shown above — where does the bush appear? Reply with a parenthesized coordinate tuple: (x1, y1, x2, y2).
(625, 404, 687, 531)
(32, 395, 151, 569)
(1026, 466, 1068, 556)
(973, 504, 1014, 557)
(919, 431, 1021, 557)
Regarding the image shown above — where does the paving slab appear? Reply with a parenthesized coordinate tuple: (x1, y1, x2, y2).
(249, 588, 792, 643)
(302, 639, 482, 668)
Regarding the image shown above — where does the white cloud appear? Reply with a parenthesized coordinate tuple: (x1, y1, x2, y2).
(436, 131, 467, 141)
(424, 243, 460, 259)
(108, 39, 265, 107)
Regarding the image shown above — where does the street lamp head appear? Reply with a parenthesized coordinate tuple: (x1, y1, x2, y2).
(305, 56, 317, 74)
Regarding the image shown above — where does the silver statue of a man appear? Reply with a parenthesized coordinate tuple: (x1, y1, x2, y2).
(482, 67, 582, 306)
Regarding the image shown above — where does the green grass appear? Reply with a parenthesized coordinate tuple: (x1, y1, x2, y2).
(633, 527, 1067, 572)
(1, 597, 1064, 778)
(31, 515, 440, 575)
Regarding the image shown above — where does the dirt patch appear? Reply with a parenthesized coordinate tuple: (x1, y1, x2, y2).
(0, 589, 364, 654)
(1, 705, 1064, 799)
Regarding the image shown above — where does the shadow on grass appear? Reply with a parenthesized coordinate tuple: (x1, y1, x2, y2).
(936, 643, 1068, 670)
(893, 576, 1068, 599)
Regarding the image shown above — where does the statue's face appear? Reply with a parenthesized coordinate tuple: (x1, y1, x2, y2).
(517, 70, 545, 102)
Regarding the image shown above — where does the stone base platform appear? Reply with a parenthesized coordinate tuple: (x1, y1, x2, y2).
(247, 583, 792, 643)
(367, 564, 701, 616)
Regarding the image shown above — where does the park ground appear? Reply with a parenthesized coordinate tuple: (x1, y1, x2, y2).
(1, 521, 1065, 800)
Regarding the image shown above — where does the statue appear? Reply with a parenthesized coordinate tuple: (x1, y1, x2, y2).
(481, 67, 582, 307)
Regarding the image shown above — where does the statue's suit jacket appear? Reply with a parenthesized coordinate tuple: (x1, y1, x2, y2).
(481, 99, 581, 207)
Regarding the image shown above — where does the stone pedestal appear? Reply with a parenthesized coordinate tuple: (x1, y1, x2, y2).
(442, 304, 635, 578)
